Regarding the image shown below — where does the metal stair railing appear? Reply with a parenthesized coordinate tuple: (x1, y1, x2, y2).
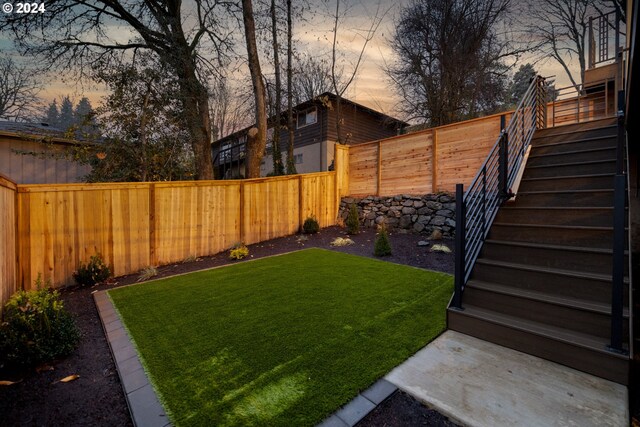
(451, 76, 547, 309)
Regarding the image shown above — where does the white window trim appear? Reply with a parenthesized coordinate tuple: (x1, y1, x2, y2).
(296, 107, 318, 129)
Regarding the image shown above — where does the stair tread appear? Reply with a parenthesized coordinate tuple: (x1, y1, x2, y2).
(521, 173, 615, 182)
(492, 222, 613, 231)
(533, 123, 617, 139)
(452, 304, 629, 359)
(500, 206, 613, 210)
(525, 159, 615, 169)
(466, 279, 630, 316)
(474, 257, 628, 283)
(484, 238, 628, 255)
(530, 134, 616, 147)
(517, 189, 613, 195)
(528, 147, 615, 159)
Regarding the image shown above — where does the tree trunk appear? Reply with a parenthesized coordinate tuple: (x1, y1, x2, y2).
(242, 0, 268, 179)
(270, 0, 284, 176)
(286, 0, 297, 174)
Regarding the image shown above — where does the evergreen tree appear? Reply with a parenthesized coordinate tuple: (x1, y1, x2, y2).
(73, 97, 98, 136)
(44, 100, 59, 126)
(58, 96, 74, 130)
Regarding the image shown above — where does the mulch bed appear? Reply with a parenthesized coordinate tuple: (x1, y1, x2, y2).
(0, 226, 456, 426)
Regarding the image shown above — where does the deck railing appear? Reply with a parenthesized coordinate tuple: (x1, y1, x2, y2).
(550, 77, 615, 126)
(588, 10, 622, 69)
(451, 76, 547, 309)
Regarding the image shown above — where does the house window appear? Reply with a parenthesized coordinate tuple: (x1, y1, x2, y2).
(294, 153, 303, 164)
(297, 107, 317, 129)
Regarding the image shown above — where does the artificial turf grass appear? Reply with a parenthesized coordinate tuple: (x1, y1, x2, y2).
(108, 248, 452, 427)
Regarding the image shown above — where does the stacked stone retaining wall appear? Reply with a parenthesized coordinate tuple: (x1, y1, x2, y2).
(338, 194, 456, 237)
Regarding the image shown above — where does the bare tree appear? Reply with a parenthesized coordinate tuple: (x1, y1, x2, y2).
(210, 76, 253, 141)
(523, 0, 602, 88)
(286, 0, 297, 174)
(387, 0, 513, 126)
(0, 57, 41, 121)
(330, 0, 389, 143)
(292, 54, 345, 104)
(1, 1, 233, 179)
(242, 0, 268, 179)
(269, 0, 285, 176)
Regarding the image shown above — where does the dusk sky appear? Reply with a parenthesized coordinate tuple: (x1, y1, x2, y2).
(0, 0, 581, 123)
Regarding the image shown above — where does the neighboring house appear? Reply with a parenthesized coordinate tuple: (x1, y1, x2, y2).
(211, 93, 408, 178)
(0, 121, 93, 184)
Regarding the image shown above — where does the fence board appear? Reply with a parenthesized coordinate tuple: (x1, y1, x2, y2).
(0, 176, 17, 306)
(379, 133, 432, 196)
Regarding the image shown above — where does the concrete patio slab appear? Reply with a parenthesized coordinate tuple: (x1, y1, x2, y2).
(386, 330, 628, 427)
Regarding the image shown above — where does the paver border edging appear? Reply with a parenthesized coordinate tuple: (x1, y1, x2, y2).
(94, 290, 171, 427)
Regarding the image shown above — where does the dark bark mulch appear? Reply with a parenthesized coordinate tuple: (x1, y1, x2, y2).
(0, 226, 454, 426)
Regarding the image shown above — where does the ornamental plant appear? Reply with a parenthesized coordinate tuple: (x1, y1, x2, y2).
(73, 253, 111, 286)
(303, 216, 320, 234)
(345, 203, 360, 235)
(229, 243, 249, 260)
(374, 224, 392, 257)
(0, 276, 79, 368)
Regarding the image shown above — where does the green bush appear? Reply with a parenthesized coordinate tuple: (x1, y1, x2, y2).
(303, 216, 320, 234)
(229, 244, 249, 260)
(73, 254, 111, 286)
(0, 277, 79, 368)
(345, 203, 360, 235)
(374, 224, 392, 257)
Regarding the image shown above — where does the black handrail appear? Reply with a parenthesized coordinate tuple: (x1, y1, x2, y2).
(451, 76, 546, 309)
(609, 89, 627, 353)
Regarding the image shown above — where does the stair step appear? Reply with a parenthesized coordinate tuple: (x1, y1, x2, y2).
(489, 222, 619, 248)
(447, 305, 629, 384)
(533, 121, 616, 139)
(471, 257, 628, 303)
(522, 159, 616, 178)
(463, 280, 628, 339)
(480, 239, 629, 276)
(530, 135, 617, 154)
(518, 174, 614, 191)
(527, 147, 616, 167)
(512, 189, 613, 207)
(495, 206, 614, 227)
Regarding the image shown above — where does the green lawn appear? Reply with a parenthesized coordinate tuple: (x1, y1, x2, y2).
(108, 248, 452, 427)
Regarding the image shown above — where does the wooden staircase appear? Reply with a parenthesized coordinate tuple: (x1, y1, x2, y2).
(447, 117, 631, 385)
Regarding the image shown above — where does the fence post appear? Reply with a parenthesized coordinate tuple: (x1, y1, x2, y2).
(239, 181, 245, 243)
(298, 175, 304, 232)
(452, 183, 465, 310)
(432, 129, 438, 193)
(376, 141, 382, 196)
(148, 182, 156, 266)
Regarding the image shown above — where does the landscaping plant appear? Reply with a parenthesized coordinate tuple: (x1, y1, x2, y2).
(73, 253, 111, 286)
(345, 202, 360, 234)
(374, 224, 392, 257)
(303, 215, 320, 234)
(229, 243, 249, 260)
(0, 276, 79, 368)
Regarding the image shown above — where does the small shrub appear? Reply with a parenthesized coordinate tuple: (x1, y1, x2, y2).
(374, 224, 392, 257)
(229, 243, 249, 260)
(73, 254, 111, 286)
(345, 203, 360, 235)
(303, 216, 320, 234)
(138, 266, 158, 282)
(0, 276, 79, 368)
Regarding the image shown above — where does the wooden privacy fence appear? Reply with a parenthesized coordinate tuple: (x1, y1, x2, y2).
(348, 112, 513, 196)
(347, 95, 616, 197)
(0, 146, 349, 304)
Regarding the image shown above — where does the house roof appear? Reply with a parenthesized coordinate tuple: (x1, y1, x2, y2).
(213, 92, 408, 145)
(0, 120, 96, 146)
